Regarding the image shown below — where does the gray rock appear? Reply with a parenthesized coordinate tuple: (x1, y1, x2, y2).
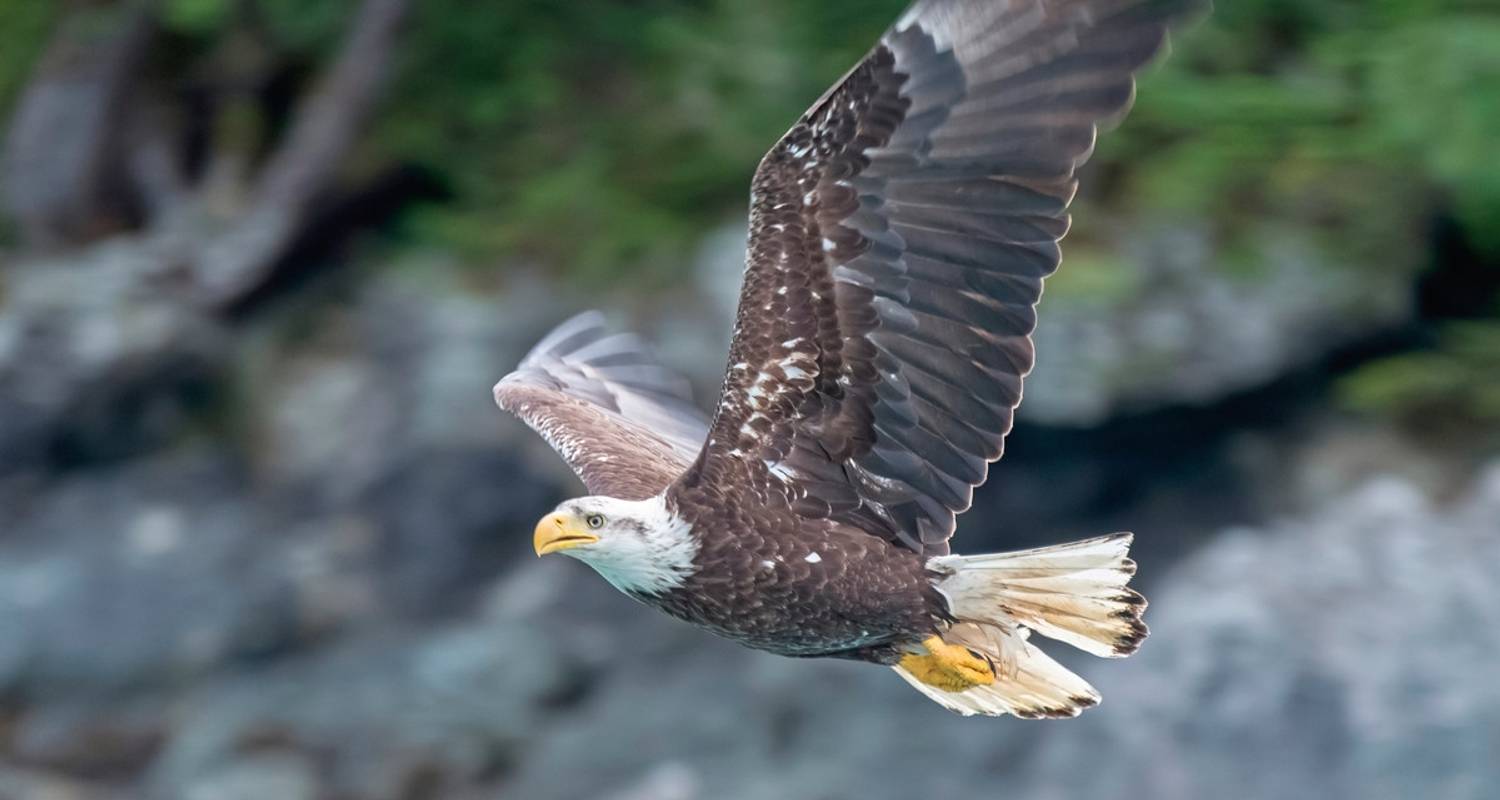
(0, 451, 297, 693)
(499, 463, 1500, 800)
(147, 611, 583, 800)
(3, 695, 166, 781)
(0, 229, 1472, 800)
(179, 753, 319, 800)
(1005, 463, 1500, 800)
(0, 764, 115, 800)
(0, 439, 553, 698)
(0, 234, 232, 473)
(498, 563, 1037, 800)
(234, 261, 577, 496)
(600, 763, 700, 800)
(1023, 224, 1415, 425)
(0, 257, 571, 796)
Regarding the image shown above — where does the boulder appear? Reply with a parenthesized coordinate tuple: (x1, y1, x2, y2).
(499, 464, 1500, 799)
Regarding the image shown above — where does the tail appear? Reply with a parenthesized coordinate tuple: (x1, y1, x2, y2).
(894, 533, 1148, 718)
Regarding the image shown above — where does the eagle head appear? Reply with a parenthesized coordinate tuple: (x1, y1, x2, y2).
(532, 495, 697, 595)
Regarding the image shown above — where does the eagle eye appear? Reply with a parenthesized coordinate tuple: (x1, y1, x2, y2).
(585, 513, 606, 529)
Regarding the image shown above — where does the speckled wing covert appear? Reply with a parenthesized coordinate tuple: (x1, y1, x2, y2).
(673, 0, 1205, 555)
(494, 311, 710, 501)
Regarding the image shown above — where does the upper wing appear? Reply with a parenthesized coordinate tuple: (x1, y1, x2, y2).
(673, 0, 1204, 555)
(494, 311, 710, 500)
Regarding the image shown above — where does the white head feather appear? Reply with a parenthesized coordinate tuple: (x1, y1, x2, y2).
(549, 495, 697, 595)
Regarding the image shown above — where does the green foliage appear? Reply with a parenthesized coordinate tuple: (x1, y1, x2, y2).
(1339, 321, 1500, 428)
(1361, 16, 1500, 255)
(13, 0, 1500, 285)
(1042, 245, 1141, 304)
(1098, 0, 1500, 275)
(1128, 0, 1500, 432)
(376, 0, 905, 282)
(255, 0, 359, 52)
(164, 0, 355, 52)
(8, 0, 1499, 435)
(375, 0, 1495, 282)
(162, 0, 233, 36)
(155, 0, 917, 281)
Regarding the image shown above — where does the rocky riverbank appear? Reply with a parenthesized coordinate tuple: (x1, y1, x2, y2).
(2, 237, 1496, 798)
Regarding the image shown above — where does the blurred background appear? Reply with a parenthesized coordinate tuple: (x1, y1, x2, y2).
(1, 1, 1498, 798)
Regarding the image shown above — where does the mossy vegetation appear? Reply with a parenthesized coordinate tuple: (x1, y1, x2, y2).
(1340, 321, 1500, 429)
(39, 0, 1477, 282)
(5, 0, 1498, 424)
(375, 0, 907, 282)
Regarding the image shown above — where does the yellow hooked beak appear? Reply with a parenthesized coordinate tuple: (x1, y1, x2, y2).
(533, 511, 599, 556)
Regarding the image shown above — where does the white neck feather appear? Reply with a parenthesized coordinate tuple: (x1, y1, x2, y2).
(571, 494, 697, 596)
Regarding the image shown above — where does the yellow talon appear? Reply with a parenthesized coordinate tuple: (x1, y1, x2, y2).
(899, 635, 996, 691)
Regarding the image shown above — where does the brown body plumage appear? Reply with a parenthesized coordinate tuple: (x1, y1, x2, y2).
(652, 508, 942, 662)
(496, 0, 1204, 717)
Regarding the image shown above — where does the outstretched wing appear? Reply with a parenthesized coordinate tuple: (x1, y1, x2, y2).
(673, 0, 1204, 555)
(494, 311, 709, 500)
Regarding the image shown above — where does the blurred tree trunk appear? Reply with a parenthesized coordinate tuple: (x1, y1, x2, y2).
(196, 0, 411, 306)
(2, 0, 409, 297)
(0, 0, 411, 472)
(0, 2, 157, 249)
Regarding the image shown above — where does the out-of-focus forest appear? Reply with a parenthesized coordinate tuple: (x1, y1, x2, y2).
(0, 1, 1497, 799)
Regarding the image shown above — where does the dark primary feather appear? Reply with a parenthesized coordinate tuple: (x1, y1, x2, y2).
(675, 0, 1206, 555)
(493, 311, 709, 500)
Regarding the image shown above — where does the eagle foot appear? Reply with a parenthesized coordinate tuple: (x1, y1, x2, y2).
(898, 635, 996, 692)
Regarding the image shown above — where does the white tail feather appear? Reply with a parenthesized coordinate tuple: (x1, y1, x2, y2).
(930, 533, 1148, 658)
(898, 533, 1148, 718)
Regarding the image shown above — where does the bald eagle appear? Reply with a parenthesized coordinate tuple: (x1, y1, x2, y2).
(494, 0, 1203, 717)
